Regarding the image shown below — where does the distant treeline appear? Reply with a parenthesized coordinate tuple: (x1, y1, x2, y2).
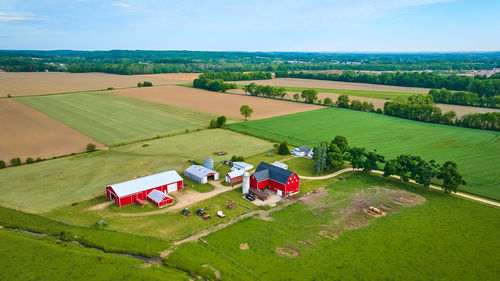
(276, 71, 500, 98)
(1, 50, 500, 74)
(193, 71, 271, 92)
(429, 88, 500, 109)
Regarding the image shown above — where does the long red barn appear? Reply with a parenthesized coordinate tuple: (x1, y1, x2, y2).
(105, 170, 183, 207)
(250, 162, 299, 197)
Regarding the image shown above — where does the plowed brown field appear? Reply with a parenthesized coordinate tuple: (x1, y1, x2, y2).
(234, 78, 430, 93)
(112, 85, 322, 119)
(135, 73, 201, 81)
(0, 72, 193, 97)
(0, 99, 106, 161)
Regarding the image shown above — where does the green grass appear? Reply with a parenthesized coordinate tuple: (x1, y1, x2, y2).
(227, 108, 500, 200)
(0, 129, 273, 212)
(165, 173, 500, 281)
(15, 91, 219, 146)
(0, 230, 188, 281)
(181, 175, 215, 193)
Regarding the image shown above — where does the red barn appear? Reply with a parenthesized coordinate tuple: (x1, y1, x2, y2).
(225, 169, 245, 184)
(250, 162, 299, 197)
(105, 170, 183, 207)
(147, 190, 174, 208)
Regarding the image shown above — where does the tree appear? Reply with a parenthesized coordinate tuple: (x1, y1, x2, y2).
(137, 82, 143, 87)
(323, 97, 333, 106)
(231, 155, 245, 162)
(143, 81, 153, 87)
(277, 141, 290, 155)
(0, 160, 5, 169)
(301, 89, 318, 103)
(312, 143, 328, 175)
(10, 157, 21, 166)
(349, 100, 362, 110)
(441, 111, 457, 125)
(436, 161, 466, 194)
(216, 116, 227, 128)
(240, 105, 254, 120)
(293, 93, 300, 101)
(209, 119, 217, 128)
(337, 94, 350, 108)
(332, 135, 349, 153)
(326, 144, 343, 169)
(86, 143, 96, 152)
(347, 147, 366, 170)
(243, 83, 257, 95)
(26, 157, 34, 164)
(363, 150, 384, 171)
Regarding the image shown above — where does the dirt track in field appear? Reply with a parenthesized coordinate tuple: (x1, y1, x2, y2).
(112, 85, 323, 120)
(234, 78, 430, 93)
(0, 72, 192, 97)
(0, 99, 106, 161)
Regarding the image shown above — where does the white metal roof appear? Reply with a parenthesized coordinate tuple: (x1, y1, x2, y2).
(232, 162, 254, 170)
(227, 169, 245, 178)
(272, 161, 288, 169)
(147, 189, 172, 203)
(185, 165, 218, 178)
(107, 170, 182, 197)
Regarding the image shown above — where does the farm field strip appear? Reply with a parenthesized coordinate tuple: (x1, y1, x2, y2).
(15, 91, 218, 146)
(0, 98, 106, 161)
(227, 108, 500, 200)
(0, 129, 273, 212)
(111, 85, 323, 120)
(234, 78, 430, 93)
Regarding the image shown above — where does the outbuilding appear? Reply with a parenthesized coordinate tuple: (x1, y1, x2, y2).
(105, 170, 183, 207)
(231, 162, 254, 172)
(272, 161, 288, 170)
(250, 162, 299, 197)
(147, 189, 174, 208)
(184, 165, 219, 184)
(225, 169, 245, 184)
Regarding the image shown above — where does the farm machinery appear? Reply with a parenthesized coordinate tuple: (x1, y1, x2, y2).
(182, 208, 191, 216)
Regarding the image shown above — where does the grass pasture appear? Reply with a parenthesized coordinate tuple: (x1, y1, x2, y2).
(16, 92, 218, 146)
(165, 173, 500, 281)
(228, 108, 500, 200)
(0, 129, 273, 212)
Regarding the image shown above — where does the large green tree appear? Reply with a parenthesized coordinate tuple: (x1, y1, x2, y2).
(239, 105, 254, 120)
(337, 94, 350, 108)
(301, 89, 318, 103)
(436, 161, 466, 194)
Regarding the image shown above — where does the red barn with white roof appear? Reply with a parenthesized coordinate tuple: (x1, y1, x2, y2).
(105, 170, 182, 207)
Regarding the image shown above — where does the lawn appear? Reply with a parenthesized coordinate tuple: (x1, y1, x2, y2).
(227, 108, 500, 200)
(15, 91, 219, 146)
(164, 172, 500, 281)
(0, 230, 188, 281)
(0, 129, 273, 212)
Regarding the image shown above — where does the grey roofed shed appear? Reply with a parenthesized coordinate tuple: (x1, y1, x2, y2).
(184, 165, 219, 184)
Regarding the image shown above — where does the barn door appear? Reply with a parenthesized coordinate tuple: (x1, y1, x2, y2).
(167, 183, 178, 193)
(277, 190, 283, 196)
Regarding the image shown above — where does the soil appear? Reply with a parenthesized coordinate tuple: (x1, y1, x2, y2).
(112, 85, 322, 120)
(85, 201, 114, 211)
(276, 246, 300, 258)
(317, 230, 339, 240)
(0, 72, 189, 97)
(239, 243, 249, 250)
(0, 99, 107, 161)
(201, 264, 221, 280)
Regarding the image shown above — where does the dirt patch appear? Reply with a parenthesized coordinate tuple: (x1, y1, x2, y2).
(85, 201, 114, 211)
(276, 246, 300, 258)
(318, 230, 339, 240)
(112, 85, 322, 120)
(239, 243, 249, 250)
(0, 99, 107, 161)
(202, 264, 221, 280)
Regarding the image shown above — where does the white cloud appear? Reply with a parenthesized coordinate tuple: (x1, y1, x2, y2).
(112, 2, 133, 9)
(0, 12, 44, 22)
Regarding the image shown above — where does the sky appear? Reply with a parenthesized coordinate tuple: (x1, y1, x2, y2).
(0, 0, 499, 52)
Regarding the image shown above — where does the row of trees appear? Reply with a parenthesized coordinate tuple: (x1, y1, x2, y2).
(193, 77, 236, 92)
(243, 83, 287, 98)
(200, 71, 271, 81)
(209, 116, 227, 129)
(429, 88, 500, 108)
(276, 71, 499, 98)
(311, 135, 466, 194)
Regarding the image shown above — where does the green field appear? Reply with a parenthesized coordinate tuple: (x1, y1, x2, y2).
(0, 129, 273, 212)
(165, 172, 500, 281)
(16, 92, 219, 146)
(227, 108, 500, 200)
(0, 230, 188, 281)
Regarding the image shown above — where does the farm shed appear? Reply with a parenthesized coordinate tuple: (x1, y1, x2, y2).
(105, 170, 183, 207)
(184, 165, 219, 184)
(225, 169, 245, 184)
(291, 146, 313, 158)
(147, 189, 174, 208)
(250, 162, 300, 197)
(231, 161, 254, 171)
(272, 161, 288, 170)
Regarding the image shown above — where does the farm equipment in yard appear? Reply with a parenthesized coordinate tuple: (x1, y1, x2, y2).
(226, 202, 236, 209)
(369, 206, 382, 215)
(182, 208, 191, 216)
(203, 215, 211, 220)
(196, 208, 206, 216)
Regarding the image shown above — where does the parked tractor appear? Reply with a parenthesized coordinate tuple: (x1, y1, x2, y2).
(182, 208, 191, 216)
(196, 208, 206, 216)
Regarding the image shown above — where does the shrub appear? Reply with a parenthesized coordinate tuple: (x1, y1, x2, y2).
(143, 81, 153, 87)
(376, 108, 383, 114)
(137, 82, 143, 87)
(86, 143, 96, 152)
(25, 157, 34, 164)
(35, 157, 43, 162)
(106, 87, 114, 90)
(209, 119, 217, 128)
(278, 141, 290, 155)
(10, 157, 21, 166)
(7, 94, 12, 98)
(231, 155, 245, 162)
(216, 116, 227, 128)
(0, 160, 5, 169)
(92, 220, 108, 230)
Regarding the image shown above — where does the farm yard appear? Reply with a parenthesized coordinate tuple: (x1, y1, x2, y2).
(15, 92, 219, 146)
(0, 129, 273, 212)
(112, 85, 323, 120)
(0, 72, 191, 97)
(227, 108, 500, 200)
(165, 173, 500, 281)
(0, 99, 106, 161)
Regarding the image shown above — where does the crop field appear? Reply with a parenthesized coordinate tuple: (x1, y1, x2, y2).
(135, 73, 201, 81)
(0, 230, 187, 281)
(112, 85, 323, 120)
(165, 173, 500, 281)
(0, 72, 190, 97)
(16, 92, 219, 146)
(0, 129, 273, 212)
(234, 78, 430, 93)
(228, 108, 500, 200)
(0, 99, 106, 161)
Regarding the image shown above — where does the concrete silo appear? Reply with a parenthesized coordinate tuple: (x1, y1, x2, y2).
(242, 172, 250, 194)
